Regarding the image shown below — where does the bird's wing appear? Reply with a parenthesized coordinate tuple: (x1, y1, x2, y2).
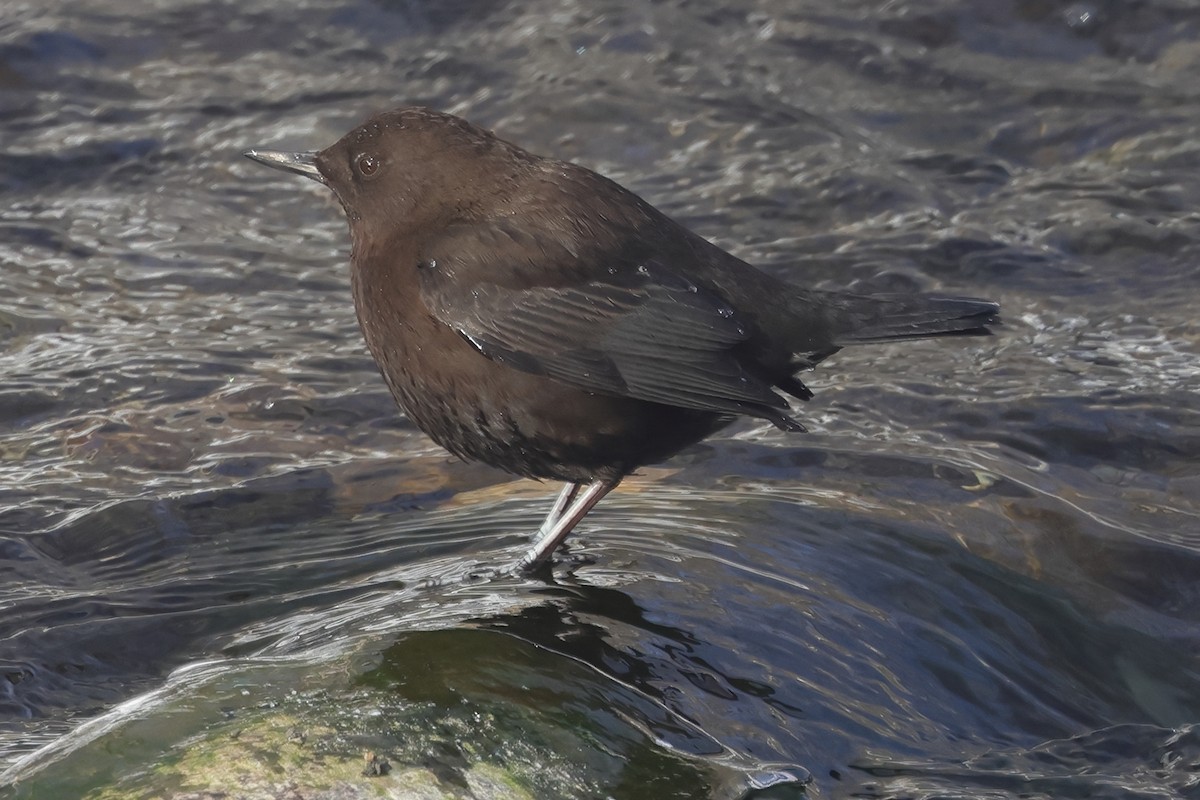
(418, 223, 801, 428)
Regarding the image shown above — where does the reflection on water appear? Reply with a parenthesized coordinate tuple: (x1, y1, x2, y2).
(3, 0, 1200, 797)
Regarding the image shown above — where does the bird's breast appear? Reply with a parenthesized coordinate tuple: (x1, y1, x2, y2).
(345, 250, 725, 481)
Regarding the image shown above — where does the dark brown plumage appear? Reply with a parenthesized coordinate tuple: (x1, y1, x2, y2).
(245, 107, 998, 570)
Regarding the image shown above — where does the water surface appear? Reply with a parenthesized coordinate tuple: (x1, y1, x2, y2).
(2, 1, 1199, 797)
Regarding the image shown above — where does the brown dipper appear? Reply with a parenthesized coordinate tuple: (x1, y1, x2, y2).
(244, 107, 998, 571)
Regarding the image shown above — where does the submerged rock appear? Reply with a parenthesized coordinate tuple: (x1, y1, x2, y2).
(83, 712, 534, 800)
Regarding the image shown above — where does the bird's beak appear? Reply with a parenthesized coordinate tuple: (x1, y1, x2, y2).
(243, 149, 324, 183)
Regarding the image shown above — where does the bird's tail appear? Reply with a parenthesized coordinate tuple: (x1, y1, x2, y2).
(824, 292, 1000, 344)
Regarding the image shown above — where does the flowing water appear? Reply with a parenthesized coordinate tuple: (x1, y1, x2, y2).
(2, 0, 1199, 797)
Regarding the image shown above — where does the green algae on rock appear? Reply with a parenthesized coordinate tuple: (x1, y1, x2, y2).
(83, 712, 535, 800)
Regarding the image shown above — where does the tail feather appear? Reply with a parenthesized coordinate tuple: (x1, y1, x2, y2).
(830, 293, 999, 344)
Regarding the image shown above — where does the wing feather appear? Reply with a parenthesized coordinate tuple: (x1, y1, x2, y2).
(419, 228, 794, 423)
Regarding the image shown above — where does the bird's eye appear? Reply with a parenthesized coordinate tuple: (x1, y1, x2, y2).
(355, 154, 379, 177)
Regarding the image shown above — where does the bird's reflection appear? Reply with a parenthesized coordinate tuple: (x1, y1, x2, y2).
(362, 576, 810, 797)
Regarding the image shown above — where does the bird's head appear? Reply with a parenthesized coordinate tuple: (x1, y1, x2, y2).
(245, 107, 531, 249)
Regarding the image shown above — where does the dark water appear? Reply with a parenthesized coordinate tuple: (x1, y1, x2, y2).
(3, 0, 1199, 797)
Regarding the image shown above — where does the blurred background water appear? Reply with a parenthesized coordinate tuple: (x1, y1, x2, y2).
(2, 0, 1199, 797)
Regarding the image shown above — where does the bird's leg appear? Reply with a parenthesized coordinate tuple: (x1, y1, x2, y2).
(544, 482, 581, 526)
(519, 478, 620, 571)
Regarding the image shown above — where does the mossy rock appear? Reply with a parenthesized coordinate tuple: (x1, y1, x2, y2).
(83, 711, 533, 800)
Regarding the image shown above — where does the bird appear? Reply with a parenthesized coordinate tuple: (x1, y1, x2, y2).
(244, 106, 998, 571)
